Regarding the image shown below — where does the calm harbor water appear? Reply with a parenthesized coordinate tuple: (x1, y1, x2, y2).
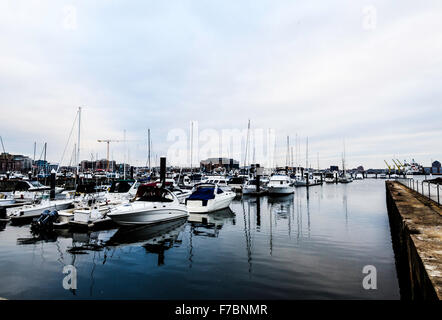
(0, 179, 400, 299)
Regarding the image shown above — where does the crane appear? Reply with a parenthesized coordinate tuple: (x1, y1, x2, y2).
(392, 159, 402, 174)
(97, 139, 122, 171)
(384, 160, 393, 174)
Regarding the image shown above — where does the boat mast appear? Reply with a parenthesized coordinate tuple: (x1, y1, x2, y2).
(147, 128, 151, 175)
(123, 129, 127, 179)
(190, 121, 193, 175)
(77, 107, 81, 179)
(244, 119, 250, 173)
(305, 137, 309, 173)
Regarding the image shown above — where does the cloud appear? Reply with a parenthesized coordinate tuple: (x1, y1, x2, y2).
(0, 0, 441, 169)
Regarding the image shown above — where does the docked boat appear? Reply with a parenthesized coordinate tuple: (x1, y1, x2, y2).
(186, 183, 236, 213)
(68, 206, 114, 230)
(267, 175, 294, 195)
(355, 172, 364, 180)
(0, 193, 15, 207)
(8, 198, 74, 223)
(324, 172, 337, 183)
(108, 183, 188, 225)
(242, 179, 267, 195)
(228, 176, 248, 193)
(203, 176, 232, 191)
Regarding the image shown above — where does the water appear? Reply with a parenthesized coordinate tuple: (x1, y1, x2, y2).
(0, 179, 400, 299)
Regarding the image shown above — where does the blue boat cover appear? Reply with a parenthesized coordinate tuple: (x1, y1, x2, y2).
(188, 187, 216, 201)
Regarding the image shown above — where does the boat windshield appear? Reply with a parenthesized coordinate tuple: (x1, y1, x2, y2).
(229, 177, 245, 184)
(29, 181, 45, 188)
(109, 181, 134, 193)
(136, 187, 174, 202)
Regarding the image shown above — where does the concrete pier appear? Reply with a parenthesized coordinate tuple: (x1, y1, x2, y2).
(386, 181, 442, 300)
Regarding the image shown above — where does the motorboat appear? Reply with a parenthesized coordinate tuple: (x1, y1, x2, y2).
(203, 176, 232, 191)
(228, 176, 248, 193)
(338, 173, 353, 183)
(267, 175, 294, 195)
(108, 183, 189, 225)
(242, 179, 267, 195)
(68, 206, 114, 230)
(8, 197, 74, 223)
(185, 183, 236, 213)
(324, 172, 337, 183)
(104, 179, 140, 204)
(355, 172, 364, 180)
(0, 193, 15, 207)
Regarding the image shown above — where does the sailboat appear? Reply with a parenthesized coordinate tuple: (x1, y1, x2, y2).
(338, 140, 353, 184)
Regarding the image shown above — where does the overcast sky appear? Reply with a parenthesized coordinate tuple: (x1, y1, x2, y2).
(0, 0, 441, 169)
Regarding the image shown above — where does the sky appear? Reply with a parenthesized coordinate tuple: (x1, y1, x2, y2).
(0, 0, 441, 169)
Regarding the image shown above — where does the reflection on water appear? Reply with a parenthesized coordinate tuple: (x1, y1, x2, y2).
(0, 180, 400, 299)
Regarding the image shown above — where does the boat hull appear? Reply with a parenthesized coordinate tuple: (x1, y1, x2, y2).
(109, 208, 188, 225)
(187, 193, 235, 213)
(267, 186, 294, 195)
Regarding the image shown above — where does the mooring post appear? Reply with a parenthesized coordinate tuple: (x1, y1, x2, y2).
(160, 157, 166, 188)
(428, 182, 431, 199)
(256, 164, 261, 194)
(50, 169, 56, 200)
(437, 183, 440, 205)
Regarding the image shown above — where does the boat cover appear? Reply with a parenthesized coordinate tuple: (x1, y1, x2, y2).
(187, 187, 216, 201)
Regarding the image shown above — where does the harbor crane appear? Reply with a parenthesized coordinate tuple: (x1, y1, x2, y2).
(97, 139, 122, 172)
(392, 159, 402, 174)
(384, 160, 393, 174)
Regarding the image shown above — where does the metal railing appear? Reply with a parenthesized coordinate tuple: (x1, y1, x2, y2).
(396, 178, 440, 206)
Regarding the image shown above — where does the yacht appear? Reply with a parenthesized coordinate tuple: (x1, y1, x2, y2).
(242, 179, 267, 195)
(108, 183, 189, 225)
(267, 175, 294, 195)
(185, 183, 236, 213)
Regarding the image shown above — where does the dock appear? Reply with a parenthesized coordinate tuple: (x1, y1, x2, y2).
(386, 181, 442, 300)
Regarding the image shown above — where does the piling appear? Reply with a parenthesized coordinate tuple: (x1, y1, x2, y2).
(385, 181, 442, 300)
(50, 169, 56, 200)
(160, 157, 166, 187)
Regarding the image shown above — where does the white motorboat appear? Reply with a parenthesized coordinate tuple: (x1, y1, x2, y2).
(338, 174, 353, 183)
(69, 206, 113, 229)
(203, 176, 232, 191)
(242, 179, 267, 195)
(8, 198, 74, 223)
(186, 183, 236, 213)
(104, 179, 140, 204)
(228, 176, 248, 193)
(0, 193, 15, 207)
(355, 172, 364, 180)
(324, 172, 337, 183)
(267, 175, 294, 195)
(108, 184, 188, 225)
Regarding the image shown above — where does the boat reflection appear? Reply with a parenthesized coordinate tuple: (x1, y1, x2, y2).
(188, 208, 235, 238)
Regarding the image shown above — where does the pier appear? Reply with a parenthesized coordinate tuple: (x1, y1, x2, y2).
(386, 181, 442, 299)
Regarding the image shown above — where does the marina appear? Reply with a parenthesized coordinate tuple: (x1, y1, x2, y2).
(0, 179, 401, 299)
(1, 1, 441, 308)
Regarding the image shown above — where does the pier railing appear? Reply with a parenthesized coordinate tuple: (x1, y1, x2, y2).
(395, 178, 441, 206)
